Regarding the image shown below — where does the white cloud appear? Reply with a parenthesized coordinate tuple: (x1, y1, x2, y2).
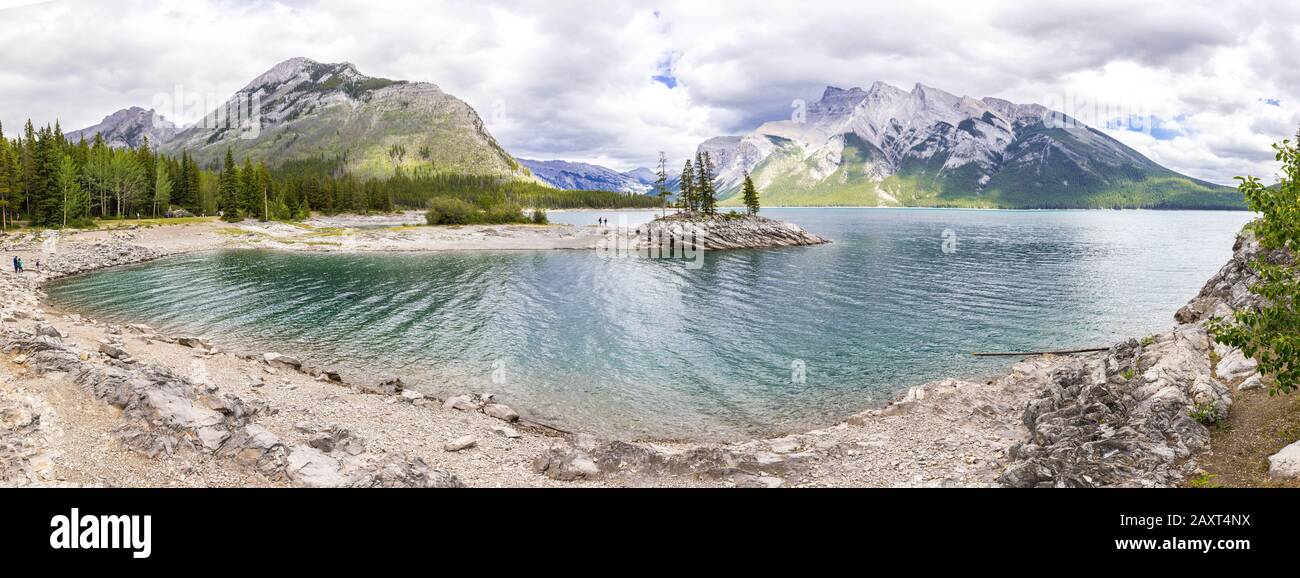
(1, 0, 1297, 182)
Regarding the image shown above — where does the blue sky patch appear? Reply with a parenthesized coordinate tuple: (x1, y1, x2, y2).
(653, 51, 679, 89)
(1107, 114, 1186, 141)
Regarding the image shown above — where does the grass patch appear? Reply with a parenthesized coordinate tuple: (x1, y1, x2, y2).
(97, 216, 217, 228)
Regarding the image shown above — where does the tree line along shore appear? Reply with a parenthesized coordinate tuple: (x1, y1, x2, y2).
(0, 120, 663, 232)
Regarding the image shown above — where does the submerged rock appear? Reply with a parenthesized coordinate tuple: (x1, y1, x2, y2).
(482, 403, 519, 422)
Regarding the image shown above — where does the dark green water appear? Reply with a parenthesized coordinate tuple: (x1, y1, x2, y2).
(46, 208, 1254, 440)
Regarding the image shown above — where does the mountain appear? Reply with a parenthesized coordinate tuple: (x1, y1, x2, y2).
(145, 57, 521, 177)
(64, 106, 177, 149)
(519, 158, 661, 193)
(700, 82, 1242, 209)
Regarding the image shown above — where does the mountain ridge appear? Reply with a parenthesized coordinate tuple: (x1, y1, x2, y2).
(68, 57, 523, 179)
(518, 158, 656, 193)
(64, 106, 177, 149)
(700, 81, 1241, 209)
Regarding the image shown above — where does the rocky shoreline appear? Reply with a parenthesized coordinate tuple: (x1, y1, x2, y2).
(0, 220, 1281, 487)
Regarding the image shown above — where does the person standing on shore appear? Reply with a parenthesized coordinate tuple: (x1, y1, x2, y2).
(11, 255, 17, 273)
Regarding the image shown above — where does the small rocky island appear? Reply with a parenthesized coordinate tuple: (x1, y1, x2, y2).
(629, 213, 829, 251)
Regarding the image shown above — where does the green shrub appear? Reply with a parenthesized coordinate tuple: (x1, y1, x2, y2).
(425, 197, 531, 226)
(483, 202, 527, 224)
(530, 209, 548, 225)
(1190, 401, 1221, 426)
(1208, 136, 1300, 395)
(64, 217, 97, 229)
(425, 197, 478, 225)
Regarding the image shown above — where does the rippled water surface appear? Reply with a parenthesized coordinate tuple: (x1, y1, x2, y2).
(47, 209, 1254, 440)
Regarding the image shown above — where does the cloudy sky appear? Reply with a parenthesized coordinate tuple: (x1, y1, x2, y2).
(1, 0, 1297, 183)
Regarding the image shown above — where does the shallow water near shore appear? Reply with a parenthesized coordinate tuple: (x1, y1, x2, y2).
(47, 208, 1254, 440)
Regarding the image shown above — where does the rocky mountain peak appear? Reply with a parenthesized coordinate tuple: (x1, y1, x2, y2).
(693, 79, 1237, 208)
(64, 107, 177, 149)
(812, 86, 870, 119)
(147, 57, 516, 177)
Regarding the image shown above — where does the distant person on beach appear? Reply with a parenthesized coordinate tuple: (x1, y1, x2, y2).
(11, 256, 17, 273)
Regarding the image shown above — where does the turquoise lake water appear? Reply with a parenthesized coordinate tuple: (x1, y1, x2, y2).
(46, 208, 1254, 440)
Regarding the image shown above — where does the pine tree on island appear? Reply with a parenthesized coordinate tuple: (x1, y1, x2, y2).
(678, 158, 695, 215)
(741, 171, 760, 216)
(655, 151, 671, 218)
(694, 150, 717, 216)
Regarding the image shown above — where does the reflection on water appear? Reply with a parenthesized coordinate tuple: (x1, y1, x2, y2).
(47, 208, 1254, 440)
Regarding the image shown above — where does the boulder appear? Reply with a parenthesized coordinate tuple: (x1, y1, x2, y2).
(533, 447, 601, 481)
(97, 340, 129, 360)
(263, 352, 303, 369)
(35, 324, 64, 339)
(1238, 374, 1264, 391)
(1268, 441, 1300, 479)
(286, 446, 348, 488)
(176, 336, 211, 349)
(444, 436, 477, 452)
(443, 395, 478, 411)
(1215, 348, 1258, 382)
(490, 425, 522, 439)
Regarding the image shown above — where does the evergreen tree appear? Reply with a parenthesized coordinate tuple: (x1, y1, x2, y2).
(655, 151, 670, 217)
(0, 122, 14, 230)
(741, 171, 760, 215)
(678, 159, 694, 214)
(219, 148, 241, 221)
(58, 153, 90, 227)
(174, 151, 193, 210)
(154, 161, 172, 217)
(20, 119, 36, 219)
(238, 157, 258, 219)
(32, 125, 62, 226)
(186, 153, 202, 212)
(694, 151, 717, 216)
(135, 137, 156, 214)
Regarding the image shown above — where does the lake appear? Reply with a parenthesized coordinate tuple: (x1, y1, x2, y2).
(46, 208, 1254, 440)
